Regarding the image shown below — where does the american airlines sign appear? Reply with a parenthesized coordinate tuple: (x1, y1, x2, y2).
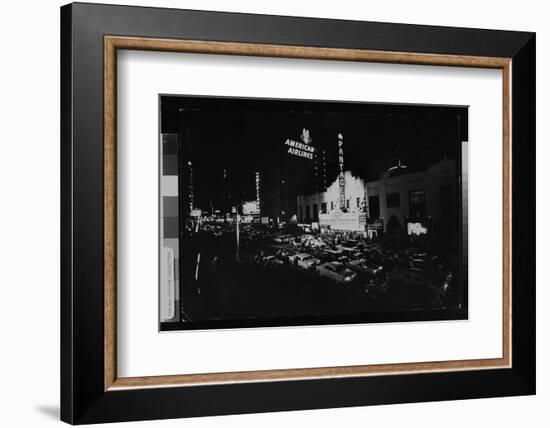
(285, 128, 315, 160)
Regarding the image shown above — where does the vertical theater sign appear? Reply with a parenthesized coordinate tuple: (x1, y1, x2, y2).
(295, 132, 369, 232)
(338, 133, 345, 211)
(255, 171, 261, 214)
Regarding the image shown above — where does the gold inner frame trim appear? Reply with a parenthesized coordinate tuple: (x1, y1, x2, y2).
(104, 35, 512, 391)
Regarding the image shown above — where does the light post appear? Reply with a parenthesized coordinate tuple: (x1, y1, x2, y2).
(232, 205, 241, 261)
(236, 209, 240, 261)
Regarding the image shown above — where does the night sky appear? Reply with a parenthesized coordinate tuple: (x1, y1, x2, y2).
(161, 96, 467, 212)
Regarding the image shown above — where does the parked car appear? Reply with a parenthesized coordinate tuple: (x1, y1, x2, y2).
(289, 252, 321, 269)
(405, 248, 428, 259)
(347, 259, 384, 277)
(306, 237, 327, 249)
(316, 261, 357, 283)
(409, 257, 427, 269)
(276, 249, 295, 262)
(337, 244, 359, 255)
(368, 252, 396, 272)
(325, 247, 344, 257)
(262, 255, 284, 268)
(272, 234, 292, 243)
(310, 249, 332, 263)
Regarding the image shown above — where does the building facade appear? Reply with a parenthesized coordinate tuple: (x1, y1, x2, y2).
(296, 159, 458, 239)
(365, 159, 458, 241)
(296, 170, 367, 231)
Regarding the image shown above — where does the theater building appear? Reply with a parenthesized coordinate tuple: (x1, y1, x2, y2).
(296, 159, 458, 241)
(296, 170, 367, 232)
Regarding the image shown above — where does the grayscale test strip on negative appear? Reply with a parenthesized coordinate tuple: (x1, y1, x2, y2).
(160, 133, 180, 323)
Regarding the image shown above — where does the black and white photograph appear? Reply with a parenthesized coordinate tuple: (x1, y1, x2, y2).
(0, 0, 541, 426)
(159, 96, 468, 330)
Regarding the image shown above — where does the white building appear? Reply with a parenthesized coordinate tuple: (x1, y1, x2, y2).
(365, 159, 457, 237)
(242, 200, 260, 216)
(296, 171, 367, 232)
(296, 159, 458, 237)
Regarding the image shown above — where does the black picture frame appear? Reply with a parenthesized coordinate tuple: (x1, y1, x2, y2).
(61, 2, 535, 424)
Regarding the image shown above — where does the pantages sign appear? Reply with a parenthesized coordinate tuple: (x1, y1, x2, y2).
(285, 128, 315, 160)
(338, 133, 345, 210)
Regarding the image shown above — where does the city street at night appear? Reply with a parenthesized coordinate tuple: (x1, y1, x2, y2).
(177, 220, 461, 325)
(159, 95, 467, 329)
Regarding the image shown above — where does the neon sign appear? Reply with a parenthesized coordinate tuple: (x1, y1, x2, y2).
(338, 133, 345, 210)
(255, 171, 261, 213)
(285, 128, 315, 160)
(407, 222, 428, 236)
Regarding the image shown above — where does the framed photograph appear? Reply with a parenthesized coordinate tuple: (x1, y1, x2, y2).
(158, 95, 468, 331)
(61, 2, 535, 424)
